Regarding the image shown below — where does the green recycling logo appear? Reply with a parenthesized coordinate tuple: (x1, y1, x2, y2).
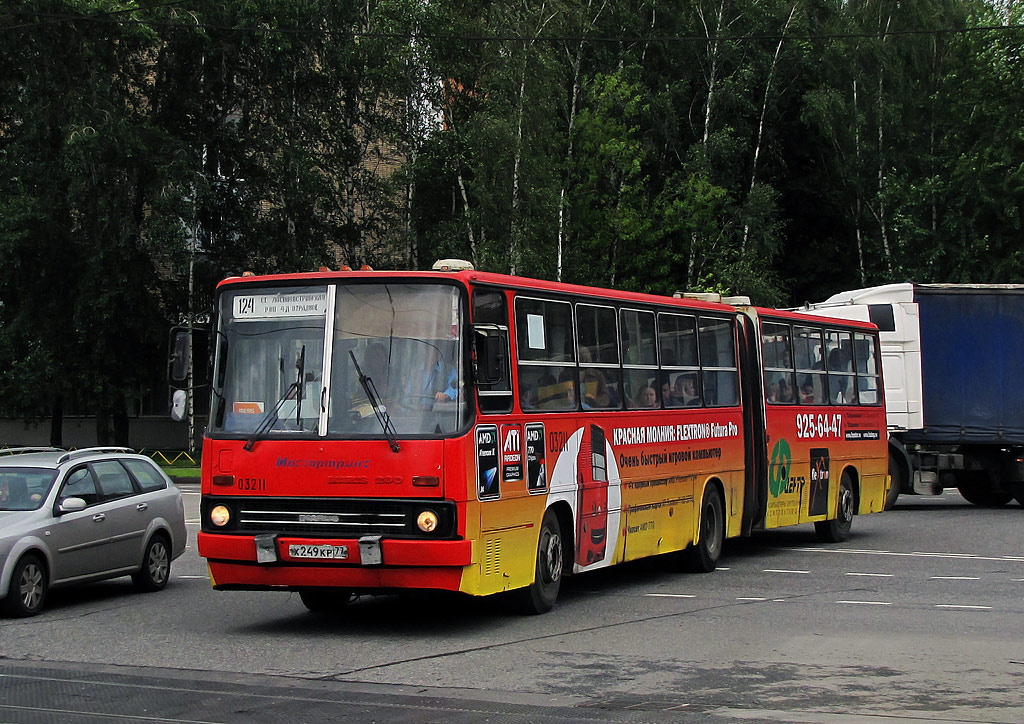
(768, 438, 792, 498)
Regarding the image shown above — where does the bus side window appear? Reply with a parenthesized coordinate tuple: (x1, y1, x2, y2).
(473, 288, 512, 414)
(701, 317, 738, 406)
(515, 297, 576, 411)
(794, 326, 826, 404)
(761, 322, 795, 405)
(621, 309, 658, 409)
(825, 330, 856, 405)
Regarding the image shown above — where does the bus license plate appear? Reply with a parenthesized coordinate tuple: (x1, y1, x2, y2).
(288, 544, 349, 560)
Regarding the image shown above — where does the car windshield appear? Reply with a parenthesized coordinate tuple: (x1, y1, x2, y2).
(0, 468, 58, 511)
(211, 282, 468, 438)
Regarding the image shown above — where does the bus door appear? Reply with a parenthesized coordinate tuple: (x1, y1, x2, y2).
(738, 312, 768, 533)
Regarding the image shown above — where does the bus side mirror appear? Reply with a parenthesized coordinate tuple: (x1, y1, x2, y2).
(170, 388, 188, 422)
(473, 327, 507, 385)
(168, 329, 190, 384)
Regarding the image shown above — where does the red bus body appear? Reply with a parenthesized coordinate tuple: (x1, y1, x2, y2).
(194, 269, 888, 608)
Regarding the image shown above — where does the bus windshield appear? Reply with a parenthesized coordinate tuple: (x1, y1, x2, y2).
(212, 282, 468, 438)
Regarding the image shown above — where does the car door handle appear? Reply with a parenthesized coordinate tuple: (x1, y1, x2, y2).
(136, 503, 148, 511)
(92, 513, 106, 522)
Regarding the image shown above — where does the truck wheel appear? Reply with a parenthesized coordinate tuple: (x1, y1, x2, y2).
(516, 508, 563, 614)
(816, 471, 855, 543)
(680, 485, 724, 572)
(957, 485, 1012, 507)
(884, 452, 902, 510)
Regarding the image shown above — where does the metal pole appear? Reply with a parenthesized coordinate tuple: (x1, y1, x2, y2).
(187, 238, 196, 454)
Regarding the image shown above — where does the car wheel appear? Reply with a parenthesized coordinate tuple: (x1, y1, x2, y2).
(2, 554, 48, 617)
(680, 485, 724, 573)
(133, 535, 171, 592)
(816, 471, 855, 543)
(299, 588, 353, 613)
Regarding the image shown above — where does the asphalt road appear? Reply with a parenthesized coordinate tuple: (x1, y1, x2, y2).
(1, 487, 1022, 723)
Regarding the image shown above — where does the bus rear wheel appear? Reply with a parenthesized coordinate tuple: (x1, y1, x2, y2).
(516, 508, 563, 615)
(681, 485, 724, 573)
(816, 471, 855, 543)
(299, 587, 353, 613)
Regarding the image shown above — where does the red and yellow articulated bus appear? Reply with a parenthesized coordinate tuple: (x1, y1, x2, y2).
(192, 265, 889, 613)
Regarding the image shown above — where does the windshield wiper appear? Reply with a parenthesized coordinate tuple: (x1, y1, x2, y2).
(294, 345, 306, 430)
(349, 350, 400, 452)
(243, 345, 305, 452)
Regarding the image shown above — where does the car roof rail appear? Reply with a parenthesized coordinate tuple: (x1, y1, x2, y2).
(0, 446, 67, 456)
(57, 447, 136, 464)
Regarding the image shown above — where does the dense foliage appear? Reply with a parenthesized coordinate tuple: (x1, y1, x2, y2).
(0, 1, 1022, 440)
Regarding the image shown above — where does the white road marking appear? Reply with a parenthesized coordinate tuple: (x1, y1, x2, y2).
(935, 604, 992, 610)
(791, 547, 1024, 563)
(846, 572, 893, 577)
(736, 597, 767, 601)
(930, 576, 980, 580)
(837, 600, 892, 606)
(764, 569, 809, 574)
(177, 575, 210, 580)
(646, 593, 696, 598)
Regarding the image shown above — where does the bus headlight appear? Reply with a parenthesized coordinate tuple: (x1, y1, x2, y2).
(416, 509, 439, 533)
(210, 505, 231, 527)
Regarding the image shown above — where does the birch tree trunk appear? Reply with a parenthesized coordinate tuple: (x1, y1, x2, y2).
(742, 3, 797, 251)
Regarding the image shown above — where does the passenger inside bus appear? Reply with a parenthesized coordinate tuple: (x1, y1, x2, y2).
(579, 347, 614, 409)
(674, 373, 700, 406)
(631, 384, 658, 408)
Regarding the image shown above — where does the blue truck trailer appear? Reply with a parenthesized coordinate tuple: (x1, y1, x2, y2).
(803, 283, 1024, 509)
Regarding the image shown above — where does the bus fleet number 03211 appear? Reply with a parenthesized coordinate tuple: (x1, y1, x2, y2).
(796, 413, 842, 439)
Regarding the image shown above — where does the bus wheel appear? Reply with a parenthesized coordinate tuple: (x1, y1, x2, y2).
(299, 588, 353, 613)
(884, 452, 902, 511)
(816, 472, 855, 543)
(517, 509, 563, 615)
(681, 486, 724, 573)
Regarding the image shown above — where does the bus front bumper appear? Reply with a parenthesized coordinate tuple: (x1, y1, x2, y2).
(197, 532, 473, 591)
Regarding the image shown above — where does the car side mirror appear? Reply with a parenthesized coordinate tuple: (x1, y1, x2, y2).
(58, 497, 87, 514)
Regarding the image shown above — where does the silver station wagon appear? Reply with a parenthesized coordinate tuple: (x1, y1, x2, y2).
(0, 447, 187, 617)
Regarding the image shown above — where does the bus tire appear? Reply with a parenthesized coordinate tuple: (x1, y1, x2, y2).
(299, 587, 353, 613)
(884, 452, 902, 510)
(816, 471, 855, 543)
(2, 553, 47, 618)
(517, 508, 563, 615)
(681, 485, 724, 573)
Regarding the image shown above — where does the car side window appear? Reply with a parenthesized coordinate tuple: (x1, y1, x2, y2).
(92, 461, 138, 501)
(123, 459, 167, 493)
(60, 467, 99, 506)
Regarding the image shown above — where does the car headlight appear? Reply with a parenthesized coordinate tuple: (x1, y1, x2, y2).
(210, 505, 231, 527)
(416, 509, 439, 533)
